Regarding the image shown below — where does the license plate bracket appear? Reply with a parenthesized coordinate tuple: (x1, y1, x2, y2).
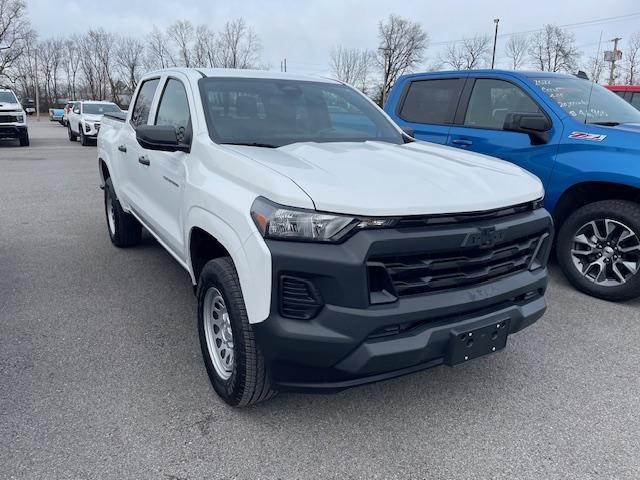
(445, 319, 510, 366)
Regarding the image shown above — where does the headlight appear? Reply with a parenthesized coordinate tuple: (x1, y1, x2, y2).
(84, 122, 92, 132)
(250, 197, 396, 242)
(16, 114, 24, 122)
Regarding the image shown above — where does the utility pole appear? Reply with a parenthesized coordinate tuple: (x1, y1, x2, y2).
(491, 18, 500, 69)
(608, 37, 622, 85)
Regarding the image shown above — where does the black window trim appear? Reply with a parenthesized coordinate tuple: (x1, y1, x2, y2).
(395, 77, 468, 127)
(454, 76, 553, 133)
(153, 75, 193, 150)
(129, 76, 161, 129)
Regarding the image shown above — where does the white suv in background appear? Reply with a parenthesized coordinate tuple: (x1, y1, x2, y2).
(0, 88, 29, 147)
(67, 100, 121, 146)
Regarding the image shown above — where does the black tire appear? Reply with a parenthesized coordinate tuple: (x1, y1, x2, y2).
(104, 178, 142, 247)
(557, 199, 640, 302)
(197, 257, 276, 407)
(80, 128, 89, 146)
(68, 124, 77, 141)
(19, 133, 29, 147)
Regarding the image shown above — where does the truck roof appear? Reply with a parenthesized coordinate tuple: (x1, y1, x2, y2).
(400, 69, 578, 81)
(143, 67, 341, 84)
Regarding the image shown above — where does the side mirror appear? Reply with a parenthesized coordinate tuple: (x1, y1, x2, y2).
(400, 126, 415, 138)
(503, 112, 551, 145)
(136, 125, 189, 152)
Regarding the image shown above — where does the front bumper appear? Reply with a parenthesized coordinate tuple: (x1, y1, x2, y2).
(0, 124, 27, 140)
(253, 208, 553, 392)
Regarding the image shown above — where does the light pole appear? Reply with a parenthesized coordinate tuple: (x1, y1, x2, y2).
(491, 18, 500, 69)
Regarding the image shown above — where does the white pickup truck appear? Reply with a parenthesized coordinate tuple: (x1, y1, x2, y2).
(0, 88, 29, 146)
(98, 68, 553, 406)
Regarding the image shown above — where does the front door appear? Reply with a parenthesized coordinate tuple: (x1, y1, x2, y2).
(447, 77, 561, 188)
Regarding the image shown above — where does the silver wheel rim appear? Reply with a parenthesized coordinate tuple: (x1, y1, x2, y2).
(203, 287, 234, 380)
(571, 218, 640, 286)
(106, 190, 116, 236)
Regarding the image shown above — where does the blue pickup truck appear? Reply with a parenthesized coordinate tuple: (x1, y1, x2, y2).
(385, 70, 640, 301)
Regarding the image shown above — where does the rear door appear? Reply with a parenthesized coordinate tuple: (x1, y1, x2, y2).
(119, 77, 161, 214)
(390, 75, 467, 144)
(446, 76, 561, 187)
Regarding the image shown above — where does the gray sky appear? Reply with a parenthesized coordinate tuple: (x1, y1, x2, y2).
(26, 0, 640, 75)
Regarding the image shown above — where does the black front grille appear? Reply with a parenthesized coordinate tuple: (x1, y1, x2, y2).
(280, 275, 323, 320)
(0, 114, 19, 123)
(369, 233, 545, 297)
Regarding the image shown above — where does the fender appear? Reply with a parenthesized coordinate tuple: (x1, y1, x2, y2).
(185, 206, 272, 324)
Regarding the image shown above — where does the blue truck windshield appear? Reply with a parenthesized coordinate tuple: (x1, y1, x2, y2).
(532, 77, 640, 125)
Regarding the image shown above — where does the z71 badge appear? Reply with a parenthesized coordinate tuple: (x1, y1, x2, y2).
(569, 131, 607, 141)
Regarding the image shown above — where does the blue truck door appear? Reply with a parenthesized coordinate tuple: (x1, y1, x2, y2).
(387, 75, 467, 145)
(446, 76, 561, 187)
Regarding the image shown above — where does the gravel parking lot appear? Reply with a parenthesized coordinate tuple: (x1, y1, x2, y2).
(1, 121, 640, 480)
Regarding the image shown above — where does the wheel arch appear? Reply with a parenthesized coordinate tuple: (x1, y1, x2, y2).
(553, 181, 640, 228)
(186, 207, 272, 324)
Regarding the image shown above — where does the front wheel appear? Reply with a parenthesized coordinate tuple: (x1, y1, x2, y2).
(197, 257, 276, 407)
(557, 200, 640, 301)
(19, 133, 29, 147)
(80, 128, 89, 146)
(68, 124, 77, 141)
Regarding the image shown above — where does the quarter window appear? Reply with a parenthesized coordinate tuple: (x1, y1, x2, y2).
(155, 79, 191, 143)
(631, 93, 640, 110)
(464, 79, 540, 130)
(130, 78, 160, 128)
(399, 79, 465, 124)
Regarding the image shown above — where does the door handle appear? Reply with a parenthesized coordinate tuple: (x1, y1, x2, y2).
(452, 138, 473, 146)
(118, 144, 127, 152)
(138, 155, 150, 166)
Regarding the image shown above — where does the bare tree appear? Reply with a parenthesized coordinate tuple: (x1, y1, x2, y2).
(329, 46, 375, 92)
(529, 24, 579, 72)
(378, 14, 428, 105)
(38, 38, 64, 106)
(0, 0, 33, 81)
(167, 20, 194, 67)
(505, 35, 529, 69)
(146, 26, 174, 70)
(64, 36, 82, 99)
(584, 53, 606, 84)
(116, 35, 145, 92)
(441, 35, 491, 70)
(215, 18, 262, 69)
(622, 32, 640, 84)
(193, 24, 217, 68)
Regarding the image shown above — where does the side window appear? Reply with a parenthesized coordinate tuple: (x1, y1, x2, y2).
(464, 79, 541, 130)
(155, 78, 192, 143)
(73, 103, 80, 114)
(399, 79, 465, 125)
(631, 93, 640, 110)
(130, 78, 160, 128)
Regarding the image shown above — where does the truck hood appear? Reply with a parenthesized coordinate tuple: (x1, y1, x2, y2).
(225, 141, 544, 216)
(612, 123, 640, 134)
(82, 114, 103, 122)
(0, 102, 23, 112)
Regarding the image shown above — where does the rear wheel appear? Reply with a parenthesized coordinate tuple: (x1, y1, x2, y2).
(197, 257, 276, 407)
(557, 200, 640, 301)
(68, 124, 77, 141)
(104, 178, 142, 247)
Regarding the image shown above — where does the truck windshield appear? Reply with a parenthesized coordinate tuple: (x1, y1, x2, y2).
(0, 91, 18, 103)
(83, 103, 120, 115)
(199, 78, 404, 147)
(532, 77, 640, 125)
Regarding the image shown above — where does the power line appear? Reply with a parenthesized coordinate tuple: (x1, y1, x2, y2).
(430, 11, 640, 47)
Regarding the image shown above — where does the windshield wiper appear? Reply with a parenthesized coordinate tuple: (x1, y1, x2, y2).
(588, 121, 621, 126)
(221, 142, 278, 148)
